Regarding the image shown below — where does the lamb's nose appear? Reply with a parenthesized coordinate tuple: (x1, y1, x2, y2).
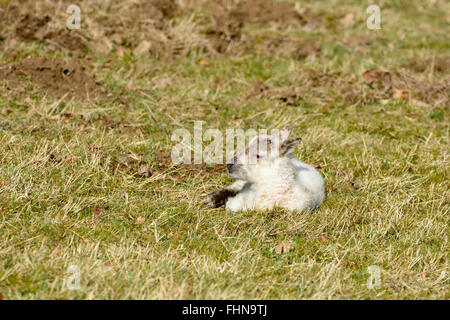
(226, 163, 233, 172)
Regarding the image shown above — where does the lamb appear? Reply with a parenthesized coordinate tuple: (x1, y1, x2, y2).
(204, 128, 326, 212)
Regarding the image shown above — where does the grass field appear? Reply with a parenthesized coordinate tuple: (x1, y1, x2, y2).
(0, 0, 448, 299)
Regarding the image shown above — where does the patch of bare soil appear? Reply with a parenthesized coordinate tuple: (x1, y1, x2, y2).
(390, 69, 449, 105)
(259, 36, 321, 60)
(204, 0, 323, 55)
(236, 0, 320, 27)
(246, 67, 448, 106)
(1, 0, 323, 58)
(91, 0, 180, 45)
(0, 56, 104, 100)
(0, 0, 181, 56)
(331, 68, 447, 105)
(0, 1, 88, 55)
(403, 57, 450, 74)
(110, 153, 152, 178)
(267, 88, 303, 105)
(246, 81, 303, 105)
(205, 2, 245, 54)
(41, 29, 87, 53)
(291, 39, 321, 60)
(15, 13, 51, 41)
(246, 81, 270, 99)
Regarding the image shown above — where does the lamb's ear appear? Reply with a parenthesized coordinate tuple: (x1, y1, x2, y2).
(279, 127, 292, 142)
(279, 138, 301, 156)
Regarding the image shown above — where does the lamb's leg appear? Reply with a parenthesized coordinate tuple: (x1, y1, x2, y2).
(204, 180, 246, 208)
(224, 191, 248, 212)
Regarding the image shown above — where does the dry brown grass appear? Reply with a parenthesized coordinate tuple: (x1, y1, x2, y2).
(0, 0, 448, 299)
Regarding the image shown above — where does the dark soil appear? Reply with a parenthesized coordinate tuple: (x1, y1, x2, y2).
(0, 56, 104, 100)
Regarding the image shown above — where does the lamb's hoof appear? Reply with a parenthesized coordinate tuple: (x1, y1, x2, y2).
(204, 191, 219, 208)
(204, 189, 237, 208)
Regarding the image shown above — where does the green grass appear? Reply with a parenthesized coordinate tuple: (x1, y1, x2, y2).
(0, 0, 448, 299)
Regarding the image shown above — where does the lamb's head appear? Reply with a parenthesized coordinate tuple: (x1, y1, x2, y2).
(227, 128, 301, 184)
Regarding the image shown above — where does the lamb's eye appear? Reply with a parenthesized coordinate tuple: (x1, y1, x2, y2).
(256, 154, 262, 160)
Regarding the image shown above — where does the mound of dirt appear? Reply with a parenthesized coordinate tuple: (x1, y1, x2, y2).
(41, 29, 87, 53)
(246, 66, 449, 107)
(0, 0, 181, 56)
(404, 57, 450, 74)
(150, 0, 180, 20)
(204, 0, 322, 55)
(82, 0, 182, 56)
(0, 1, 88, 55)
(0, 56, 104, 100)
(15, 14, 51, 41)
(237, 0, 308, 25)
(205, 3, 245, 53)
(1, 0, 323, 58)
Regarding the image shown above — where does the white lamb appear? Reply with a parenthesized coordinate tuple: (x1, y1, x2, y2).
(204, 129, 326, 212)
